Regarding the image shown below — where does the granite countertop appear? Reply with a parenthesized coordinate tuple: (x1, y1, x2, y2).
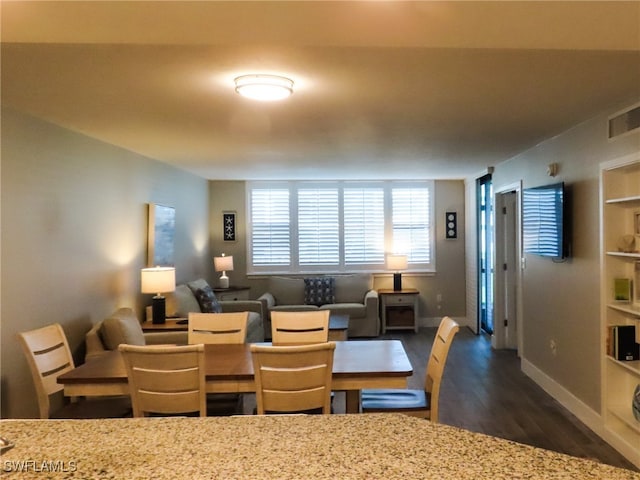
(1, 414, 638, 479)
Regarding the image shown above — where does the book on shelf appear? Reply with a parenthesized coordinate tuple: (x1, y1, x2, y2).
(613, 277, 632, 302)
(607, 325, 639, 361)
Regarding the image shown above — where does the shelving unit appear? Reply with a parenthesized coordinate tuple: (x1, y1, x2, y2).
(600, 152, 640, 468)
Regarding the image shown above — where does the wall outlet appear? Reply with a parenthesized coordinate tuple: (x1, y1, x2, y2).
(436, 293, 442, 303)
(549, 339, 558, 356)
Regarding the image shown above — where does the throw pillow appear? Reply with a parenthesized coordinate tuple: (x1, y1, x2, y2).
(192, 284, 222, 313)
(304, 277, 335, 307)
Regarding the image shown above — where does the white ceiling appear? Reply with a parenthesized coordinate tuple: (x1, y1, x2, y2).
(2, 1, 639, 180)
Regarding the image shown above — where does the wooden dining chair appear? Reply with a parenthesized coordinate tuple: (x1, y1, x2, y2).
(251, 342, 336, 415)
(187, 312, 248, 415)
(361, 316, 460, 422)
(271, 310, 330, 345)
(119, 343, 207, 417)
(18, 323, 131, 419)
(188, 312, 249, 344)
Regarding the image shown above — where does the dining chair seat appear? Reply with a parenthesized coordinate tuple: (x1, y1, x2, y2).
(361, 316, 459, 422)
(361, 389, 430, 411)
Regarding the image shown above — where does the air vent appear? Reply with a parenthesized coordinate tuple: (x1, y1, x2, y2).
(609, 102, 640, 139)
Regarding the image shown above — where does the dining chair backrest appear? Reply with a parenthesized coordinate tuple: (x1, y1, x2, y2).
(271, 310, 330, 345)
(424, 316, 459, 422)
(251, 342, 336, 414)
(188, 312, 248, 344)
(18, 323, 76, 419)
(119, 343, 207, 417)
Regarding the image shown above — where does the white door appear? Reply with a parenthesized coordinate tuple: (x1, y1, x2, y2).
(493, 186, 521, 352)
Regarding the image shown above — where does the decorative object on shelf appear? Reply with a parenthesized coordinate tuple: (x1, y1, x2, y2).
(234, 74, 294, 101)
(214, 253, 234, 289)
(633, 384, 640, 422)
(445, 211, 457, 239)
(147, 203, 175, 267)
(618, 234, 636, 253)
(613, 278, 632, 302)
(141, 266, 176, 324)
(223, 211, 236, 242)
(634, 261, 640, 306)
(387, 254, 408, 291)
(635, 210, 640, 236)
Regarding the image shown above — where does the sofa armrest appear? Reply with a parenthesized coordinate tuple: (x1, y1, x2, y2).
(257, 292, 275, 309)
(219, 300, 264, 317)
(144, 332, 188, 345)
(85, 322, 107, 362)
(364, 288, 379, 314)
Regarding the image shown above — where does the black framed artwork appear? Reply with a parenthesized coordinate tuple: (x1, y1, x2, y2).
(223, 211, 236, 242)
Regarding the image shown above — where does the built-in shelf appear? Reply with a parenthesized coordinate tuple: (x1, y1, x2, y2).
(608, 303, 640, 316)
(605, 195, 640, 204)
(606, 355, 640, 377)
(609, 405, 640, 434)
(606, 251, 640, 259)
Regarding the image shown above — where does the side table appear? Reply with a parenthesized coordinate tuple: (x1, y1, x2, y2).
(379, 288, 419, 334)
(213, 285, 250, 301)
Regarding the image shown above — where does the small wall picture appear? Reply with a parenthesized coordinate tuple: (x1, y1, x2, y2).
(223, 211, 236, 242)
(614, 277, 632, 303)
(634, 210, 640, 236)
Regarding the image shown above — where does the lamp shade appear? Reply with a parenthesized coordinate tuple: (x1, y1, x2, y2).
(387, 254, 408, 271)
(141, 267, 176, 294)
(214, 255, 234, 272)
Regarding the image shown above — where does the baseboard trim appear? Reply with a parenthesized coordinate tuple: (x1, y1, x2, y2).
(521, 358, 605, 440)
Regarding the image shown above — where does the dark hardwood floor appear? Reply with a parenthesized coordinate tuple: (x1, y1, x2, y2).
(383, 327, 637, 472)
(242, 327, 636, 471)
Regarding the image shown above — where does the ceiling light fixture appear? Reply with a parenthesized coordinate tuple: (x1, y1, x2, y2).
(234, 74, 294, 101)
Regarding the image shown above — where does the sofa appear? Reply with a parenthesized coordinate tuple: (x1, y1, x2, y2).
(257, 274, 379, 338)
(85, 278, 265, 361)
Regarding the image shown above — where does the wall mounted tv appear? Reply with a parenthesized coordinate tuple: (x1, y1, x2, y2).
(522, 181, 569, 259)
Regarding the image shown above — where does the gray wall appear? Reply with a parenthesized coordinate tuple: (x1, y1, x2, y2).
(1, 108, 211, 418)
(490, 97, 640, 412)
(209, 179, 467, 324)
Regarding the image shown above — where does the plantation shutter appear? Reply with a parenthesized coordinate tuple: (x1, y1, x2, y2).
(298, 188, 340, 265)
(344, 187, 385, 265)
(250, 188, 291, 266)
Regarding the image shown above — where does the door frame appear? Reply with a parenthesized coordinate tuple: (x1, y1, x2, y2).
(493, 181, 523, 354)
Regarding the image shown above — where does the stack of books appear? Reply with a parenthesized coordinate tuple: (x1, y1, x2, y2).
(607, 325, 640, 361)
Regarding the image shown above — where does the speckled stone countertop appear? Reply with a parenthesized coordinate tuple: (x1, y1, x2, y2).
(1, 414, 638, 479)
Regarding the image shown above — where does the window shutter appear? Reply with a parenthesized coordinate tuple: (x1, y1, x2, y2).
(392, 187, 431, 263)
(344, 187, 385, 265)
(250, 188, 290, 266)
(298, 188, 339, 265)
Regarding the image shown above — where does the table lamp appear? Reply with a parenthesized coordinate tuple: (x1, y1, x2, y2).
(141, 266, 176, 324)
(214, 253, 234, 289)
(387, 254, 408, 291)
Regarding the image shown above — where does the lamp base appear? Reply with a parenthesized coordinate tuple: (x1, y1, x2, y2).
(219, 273, 229, 289)
(151, 295, 166, 324)
(393, 273, 402, 291)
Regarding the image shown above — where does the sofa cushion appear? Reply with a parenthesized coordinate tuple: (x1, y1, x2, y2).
(304, 277, 336, 307)
(319, 303, 366, 319)
(334, 274, 373, 303)
(168, 284, 202, 317)
(188, 279, 222, 314)
(100, 308, 146, 350)
(268, 276, 305, 306)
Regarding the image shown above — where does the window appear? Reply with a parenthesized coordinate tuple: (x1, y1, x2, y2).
(247, 181, 434, 274)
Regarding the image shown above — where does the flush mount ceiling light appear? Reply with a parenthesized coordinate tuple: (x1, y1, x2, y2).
(234, 74, 294, 101)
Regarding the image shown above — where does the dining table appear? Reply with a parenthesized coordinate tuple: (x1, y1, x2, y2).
(1, 414, 637, 479)
(58, 340, 412, 414)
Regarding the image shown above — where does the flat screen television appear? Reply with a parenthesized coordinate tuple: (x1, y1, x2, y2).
(522, 181, 568, 259)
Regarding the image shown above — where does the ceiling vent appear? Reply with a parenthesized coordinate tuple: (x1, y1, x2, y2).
(608, 102, 640, 139)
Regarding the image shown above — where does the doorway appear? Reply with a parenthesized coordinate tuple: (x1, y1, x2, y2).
(477, 174, 494, 335)
(493, 184, 522, 352)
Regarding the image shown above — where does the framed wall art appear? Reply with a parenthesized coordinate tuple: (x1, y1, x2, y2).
(223, 211, 236, 242)
(147, 203, 175, 266)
